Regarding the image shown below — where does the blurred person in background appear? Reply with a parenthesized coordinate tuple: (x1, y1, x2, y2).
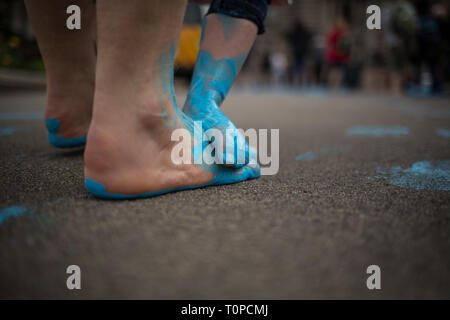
(309, 34, 326, 86)
(382, 0, 417, 95)
(431, 1, 450, 86)
(324, 17, 352, 91)
(269, 50, 289, 86)
(285, 17, 312, 86)
(411, 0, 445, 96)
(363, 32, 388, 93)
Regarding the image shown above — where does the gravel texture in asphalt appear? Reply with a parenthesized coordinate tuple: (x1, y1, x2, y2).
(1, 90, 449, 299)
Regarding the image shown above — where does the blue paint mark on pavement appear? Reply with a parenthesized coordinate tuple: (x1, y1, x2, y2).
(376, 160, 450, 191)
(346, 126, 409, 137)
(296, 146, 337, 161)
(0, 126, 21, 136)
(436, 128, 450, 139)
(0, 206, 27, 225)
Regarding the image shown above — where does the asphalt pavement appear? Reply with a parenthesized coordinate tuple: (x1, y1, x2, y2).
(1, 88, 449, 299)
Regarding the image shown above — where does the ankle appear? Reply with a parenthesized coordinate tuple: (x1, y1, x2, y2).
(46, 71, 94, 113)
(93, 86, 179, 128)
(84, 126, 117, 175)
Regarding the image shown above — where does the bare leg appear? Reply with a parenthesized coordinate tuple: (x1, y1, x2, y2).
(25, 0, 96, 146)
(184, 14, 258, 167)
(84, 0, 259, 198)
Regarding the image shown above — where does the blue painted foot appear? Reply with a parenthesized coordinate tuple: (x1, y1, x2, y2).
(46, 119, 86, 148)
(85, 163, 260, 200)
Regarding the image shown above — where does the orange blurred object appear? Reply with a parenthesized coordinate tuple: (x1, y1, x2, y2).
(175, 25, 202, 70)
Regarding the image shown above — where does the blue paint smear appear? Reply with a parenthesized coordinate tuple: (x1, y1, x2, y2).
(186, 14, 250, 166)
(46, 119, 86, 148)
(376, 160, 450, 191)
(346, 126, 409, 137)
(0, 126, 21, 136)
(0, 112, 44, 120)
(184, 49, 250, 166)
(295, 146, 337, 161)
(84, 43, 261, 199)
(436, 128, 450, 139)
(0, 206, 27, 225)
(217, 14, 237, 40)
(85, 162, 260, 200)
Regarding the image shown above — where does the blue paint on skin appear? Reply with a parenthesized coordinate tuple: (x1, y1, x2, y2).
(85, 162, 260, 200)
(217, 14, 237, 40)
(46, 119, 86, 148)
(84, 44, 260, 200)
(200, 18, 207, 43)
(295, 146, 337, 161)
(346, 126, 409, 137)
(0, 112, 44, 120)
(183, 14, 252, 167)
(0, 206, 27, 225)
(0, 126, 21, 136)
(84, 118, 260, 199)
(436, 128, 450, 139)
(158, 44, 178, 128)
(376, 160, 450, 191)
(184, 50, 251, 167)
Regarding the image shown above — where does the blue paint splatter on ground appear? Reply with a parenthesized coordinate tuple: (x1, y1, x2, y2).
(296, 146, 337, 161)
(436, 128, 450, 139)
(346, 126, 409, 137)
(0, 206, 27, 225)
(0, 126, 21, 136)
(375, 160, 450, 191)
(0, 112, 44, 120)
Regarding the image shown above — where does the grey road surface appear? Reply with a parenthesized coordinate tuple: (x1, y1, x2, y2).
(1, 89, 449, 299)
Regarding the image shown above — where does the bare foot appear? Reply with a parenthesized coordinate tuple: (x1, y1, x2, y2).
(45, 73, 94, 148)
(84, 93, 259, 199)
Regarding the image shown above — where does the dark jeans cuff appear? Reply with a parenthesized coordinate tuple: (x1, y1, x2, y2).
(207, 0, 271, 35)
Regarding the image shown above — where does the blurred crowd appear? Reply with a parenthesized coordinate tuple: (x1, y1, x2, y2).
(257, 0, 450, 96)
(1, 0, 450, 97)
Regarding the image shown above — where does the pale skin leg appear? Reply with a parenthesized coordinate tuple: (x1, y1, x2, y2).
(198, 14, 257, 63)
(84, 0, 259, 196)
(183, 14, 258, 166)
(24, 0, 96, 139)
